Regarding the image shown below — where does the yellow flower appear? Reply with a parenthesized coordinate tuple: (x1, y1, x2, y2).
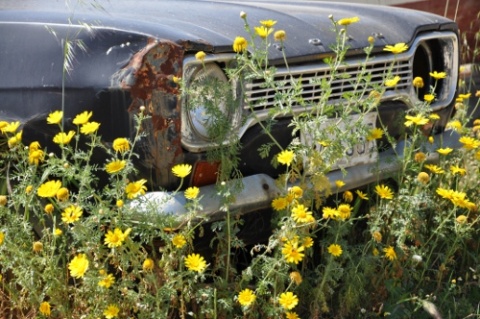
(373, 248, 379, 256)
(385, 75, 401, 87)
(355, 190, 369, 200)
(33, 241, 43, 252)
(61, 205, 83, 223)
(184, 186, 200, 200)
(413, 76, 424, 88)
(116, 199, 124, 208)
(452, 196, 475, 211)
(44, 203, 54, 214)
(450, 165, 466, 176)
(436, 147, 453, 155)
(39, 301, 51, 316)
(68, 253, 89, 278)
(80, 122, 100, 135)
(375, 184, 394, 200)
(260, 19, 277, 28)
(29, 141, 41, 151)
(37, 180, 62, 198)
(446, 120, 462, 131)
(73, 111, 93, 125)
(278, 291, 299, 310)
(343, 190, 353, 203)
(327, 243, 343, 257)
(367, 128, 384, 141)
(272, 197, 288, 211)
(414, 152, 426, 163)
(237, 288, 256, 307)
(322, 206, 339, 219)
(459, 136, 480, 150)
(195, 51, 206, 61)
(0, 195, 7, 206)
(417, 172, 430, 184)
(286, 312, 300, 319)
(429, 113, 440, 120)
(98, 273, 115, 288)
(289, 271, 303, 285)
(372, 231, 382, 243)
(103, 304, 120, 319)
(105, 160, 126, 174)
(53, 131, 75, 145)
(172, 164, 192, 178)
(337, 203, 352, 220)
(335, 180, 345, 189)
(0, 232, 4, 245)
(476, 150, 480, 160)
(405, 114, 429, 127)
(104, 228, 131, 248)
(56, 187, 69, 201)
(291, 204, 313, 224)
(289, 186, 303, 199)
(302, 237, 314, 248)
(125, 179, 147, 199)
(424, 164, 445, 174)
(112, 137, 130, 153)
(383, 43, 408, 54)
(429, 71, 447, 80)
(1, 121, 20, 134)
(172, 234, 187, 248)
(254, 26, 273, 39)
(383, 246, 397, 261)
(184, 253, 207, 272)
(337, 16, 360, 25)
(53, 228, 63, 236)
(143, 258, 154, 271)
(424, 94, 435, 103)
(47, 110, 63, 125)
(319, 140, 330, 147)
(456, 215, 467, 224)
(436, 187, 455, 200)
(233, 36, 248, 53)
(8, 131, 22, 148)
(28, 149, 44, 165)
(281, 239, 305, 264)
(277, 149, 294, 166)
(458, 93, 471, 99)
(274, 30, 286, 41)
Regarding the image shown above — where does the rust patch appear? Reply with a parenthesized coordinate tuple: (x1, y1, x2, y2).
(118, 39, 186, 189)
(123, 39, 183, 106)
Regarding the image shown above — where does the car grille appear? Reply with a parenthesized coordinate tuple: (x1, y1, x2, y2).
(244, 57, 411, 110)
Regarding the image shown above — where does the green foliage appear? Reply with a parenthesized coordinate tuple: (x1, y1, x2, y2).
(1, 8, 480, 319)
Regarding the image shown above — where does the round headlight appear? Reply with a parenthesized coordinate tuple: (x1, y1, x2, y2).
(186, 62, 231, 140)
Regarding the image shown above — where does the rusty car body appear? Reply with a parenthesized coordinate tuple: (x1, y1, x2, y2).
(0, 0, 461, 219)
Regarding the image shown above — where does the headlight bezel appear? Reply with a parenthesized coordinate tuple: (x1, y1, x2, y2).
(181, 54, 242, 152)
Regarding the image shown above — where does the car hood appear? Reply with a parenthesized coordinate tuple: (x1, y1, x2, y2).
(0, 0, 457, 61)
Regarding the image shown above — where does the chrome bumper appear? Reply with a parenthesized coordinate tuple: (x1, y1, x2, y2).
(131, 129, 461, 223)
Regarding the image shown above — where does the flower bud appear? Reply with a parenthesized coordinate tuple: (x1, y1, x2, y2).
(33, 241, 43, 252)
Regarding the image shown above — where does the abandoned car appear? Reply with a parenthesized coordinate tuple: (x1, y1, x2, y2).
(0, 0, 460, 218)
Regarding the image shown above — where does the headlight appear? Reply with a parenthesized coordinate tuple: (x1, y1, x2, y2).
(182, 58, 241, 152)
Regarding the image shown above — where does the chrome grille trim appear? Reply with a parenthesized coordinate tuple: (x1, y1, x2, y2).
(244, 56, 412, 110)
